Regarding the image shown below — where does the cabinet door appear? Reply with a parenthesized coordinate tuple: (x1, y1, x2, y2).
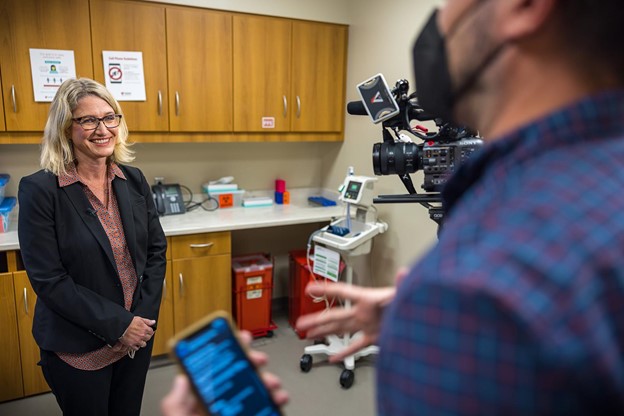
(13, 271, 49, 396)
(90, 0, 169, 132)
(0, 73, 5, 131)
(167, 8, 232, 132)
(152, 261, 174, 356)
(172, 254, 232, 332)
(0, 0, 93, 131)
(291, 22, 348, 132)
(233, 15, 291, 132)
(0, 272, 23, 402)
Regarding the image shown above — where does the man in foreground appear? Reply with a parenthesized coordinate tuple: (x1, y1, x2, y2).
(164, 0, 624, 414)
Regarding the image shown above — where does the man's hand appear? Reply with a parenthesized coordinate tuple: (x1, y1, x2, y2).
(119, 316, 156, 351)
(296, 281, 397, 362)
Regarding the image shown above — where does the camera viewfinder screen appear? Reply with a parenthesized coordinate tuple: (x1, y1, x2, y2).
(174, 317, 281, 416)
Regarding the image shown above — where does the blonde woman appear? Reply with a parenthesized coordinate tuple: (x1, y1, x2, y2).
(18, 78, 167, 416)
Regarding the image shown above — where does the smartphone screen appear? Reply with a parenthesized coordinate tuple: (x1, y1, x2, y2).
(173, 316, 282, 416)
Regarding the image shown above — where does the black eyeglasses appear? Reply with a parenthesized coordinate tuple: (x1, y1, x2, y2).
(72, 114, 122, 131)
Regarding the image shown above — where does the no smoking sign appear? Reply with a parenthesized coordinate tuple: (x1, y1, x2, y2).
(108, 64, 123, 83)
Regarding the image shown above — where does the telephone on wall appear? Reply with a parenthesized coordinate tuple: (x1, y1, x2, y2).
(152, 183, 186, 216)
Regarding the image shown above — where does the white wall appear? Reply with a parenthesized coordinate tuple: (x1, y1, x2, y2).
(325, 0, 441, 286)
(143, 0, 351, 23)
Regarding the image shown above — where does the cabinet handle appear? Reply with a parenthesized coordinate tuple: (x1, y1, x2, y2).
(158, 90, 163, 116)
(23, 288, 29, 315)
(175, 91, 180, 116)
(189, 243, 214, 249)
(162, 278, 166, 299)
(296, 95, 301, 118)
(283, 95, 288, 117)
(179, 273, 184, 296)
(11, 85, 17, 113)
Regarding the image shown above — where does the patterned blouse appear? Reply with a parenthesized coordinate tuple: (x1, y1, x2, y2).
(56, 162, 138, 370)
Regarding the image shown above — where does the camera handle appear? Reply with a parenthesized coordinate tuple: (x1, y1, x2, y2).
(374, 193, 445, 229)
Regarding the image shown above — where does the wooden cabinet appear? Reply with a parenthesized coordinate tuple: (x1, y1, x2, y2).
(0, 252, 49, 402)
(13, 271, 49, 396)
(0, 0, 347, 142)
(152, 261, 174, 356)
(0, 271, 23, 402)
(171, 232, 232, 332)
(233, 15, 292, 132)
(166, 7, 233, 132)
(291, 21, 348, 132)
(0, 0, 93, 131)
(0, 74, 5, 131)
(233, 15, 348, 133)
(90, 0, 169, 132)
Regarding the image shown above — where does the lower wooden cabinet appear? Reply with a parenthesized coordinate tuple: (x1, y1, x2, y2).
(172, 254, 232, 332)
(151, 260, 175, 356)
(0, 260, 50, 402)
(171, 231, 232, 334)
(13, 271, 49, 396)
(0, 271, 24, 402)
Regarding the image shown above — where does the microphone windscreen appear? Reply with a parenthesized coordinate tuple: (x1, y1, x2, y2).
(346, 100, 368, 116)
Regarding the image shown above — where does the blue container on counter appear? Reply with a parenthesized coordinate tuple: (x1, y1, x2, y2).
(0, 197, 16, 233)
(0, 174, 9, 205)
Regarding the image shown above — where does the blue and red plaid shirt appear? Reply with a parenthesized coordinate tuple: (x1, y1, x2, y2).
(377, 90, 624, 415)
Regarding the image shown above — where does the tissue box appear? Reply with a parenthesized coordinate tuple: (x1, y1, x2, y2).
(0, 197, 16, 233)
(0, 174, 9, 205)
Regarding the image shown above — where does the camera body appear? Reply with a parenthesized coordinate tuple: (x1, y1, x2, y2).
(350, 74, 483, 225)
(373, 134, 483, 192)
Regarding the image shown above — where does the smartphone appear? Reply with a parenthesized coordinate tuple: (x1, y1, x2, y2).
(169, 311, 282, 416)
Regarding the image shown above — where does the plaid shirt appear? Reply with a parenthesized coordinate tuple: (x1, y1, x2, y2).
(377, 90, 624, 415)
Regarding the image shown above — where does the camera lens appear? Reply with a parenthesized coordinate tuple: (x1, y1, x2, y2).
(373, 142, 421, 176)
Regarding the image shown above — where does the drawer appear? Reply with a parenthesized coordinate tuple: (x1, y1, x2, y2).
(166, 237, 172, 261)
(171, 232, 231, 259)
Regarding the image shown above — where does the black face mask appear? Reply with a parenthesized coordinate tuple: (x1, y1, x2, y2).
(412, 10, 455, 122)
(412, 7, 505, 124)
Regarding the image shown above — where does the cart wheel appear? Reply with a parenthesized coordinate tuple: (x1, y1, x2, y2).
(266, 330, 274, 338)
(300, 354, 313, 372)
(340, 369, 354, 389)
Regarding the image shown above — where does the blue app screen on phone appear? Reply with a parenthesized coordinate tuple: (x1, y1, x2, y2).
(174, 317, 281, 416)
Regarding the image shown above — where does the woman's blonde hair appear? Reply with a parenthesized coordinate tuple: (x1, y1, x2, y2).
(40, 77, 134, 176)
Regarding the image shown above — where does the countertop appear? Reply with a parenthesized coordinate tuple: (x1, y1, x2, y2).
(0, 188, 344, 251)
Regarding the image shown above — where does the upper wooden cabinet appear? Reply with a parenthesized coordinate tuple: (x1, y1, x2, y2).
(233, 15, 348, 133)
(291, 21, 348, 133)
(167, 8, 233, 132)
(0, 0, 93, 131)
(90, 0, 169, 132)
(0, 74, 5, 132)
(233, 15, 292, 132)
(0, 1, 348, 141)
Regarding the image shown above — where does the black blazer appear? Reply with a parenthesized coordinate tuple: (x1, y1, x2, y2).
(18, 164, 167, 353)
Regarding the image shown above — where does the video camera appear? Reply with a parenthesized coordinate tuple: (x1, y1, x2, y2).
(348, 74, 483, 226)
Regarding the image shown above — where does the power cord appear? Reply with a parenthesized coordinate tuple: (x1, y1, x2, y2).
(306, 228, 341, 311)
(181, 184, 219, 212)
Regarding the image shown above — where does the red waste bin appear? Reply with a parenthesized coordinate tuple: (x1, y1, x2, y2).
(232, 253, 277, 337)
(288, 250, 340, 339)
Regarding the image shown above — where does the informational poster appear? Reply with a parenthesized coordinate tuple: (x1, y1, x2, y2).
(313, 245, 341, 282)
(102, 51, 146, 101)
(29, 48, 77, 102)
